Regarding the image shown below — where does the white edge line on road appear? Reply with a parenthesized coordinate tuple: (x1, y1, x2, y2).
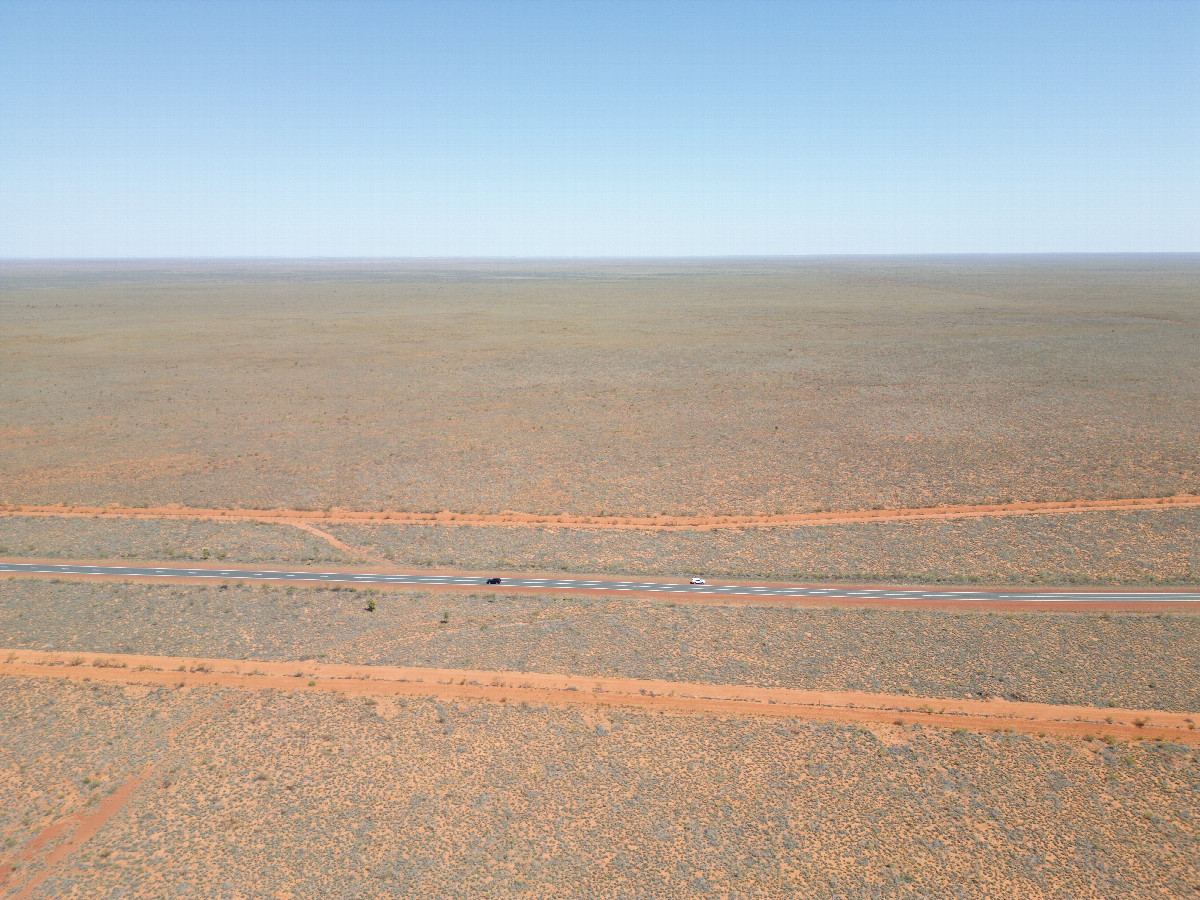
(2, 565, 1199, 601)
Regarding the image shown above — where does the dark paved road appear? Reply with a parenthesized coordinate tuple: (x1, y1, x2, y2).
(2, 562, 1198, 602)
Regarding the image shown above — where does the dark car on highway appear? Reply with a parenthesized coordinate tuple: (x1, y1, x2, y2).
(486, 577, 502, 585)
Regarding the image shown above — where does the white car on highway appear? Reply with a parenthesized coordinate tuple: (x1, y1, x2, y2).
(690, 577, 706, 585)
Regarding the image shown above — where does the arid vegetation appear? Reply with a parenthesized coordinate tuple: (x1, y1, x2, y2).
(2, 506, 1197, 585)
(330, 509, 1200, 585)
(2, 259, 1198, 896)
(2, 676, 1197, 899)
(2, 258, 1197, 517)
(3, 580, 1198, 711)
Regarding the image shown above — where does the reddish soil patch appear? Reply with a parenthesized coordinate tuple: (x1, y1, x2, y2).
(2, 764, 152, 900)
(5, 650, 1195, 745)
(5, 671, 1196, 897)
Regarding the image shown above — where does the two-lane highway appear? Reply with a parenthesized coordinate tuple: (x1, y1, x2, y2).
(2, 562, 1198, 603)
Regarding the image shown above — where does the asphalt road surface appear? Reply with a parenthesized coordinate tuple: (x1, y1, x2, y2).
(1, 562, 1197, 602)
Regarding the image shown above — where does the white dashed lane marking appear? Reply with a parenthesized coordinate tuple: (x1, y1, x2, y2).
(1, 563, 1197, 602)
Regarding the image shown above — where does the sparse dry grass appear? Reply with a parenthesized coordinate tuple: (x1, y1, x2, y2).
(332, 508, 1200, 585)
(3, 580, 1198, 710)
(0, 515, 356, 567)
(3, 258, 1198, 897)
(2, 507, 1196, 585)
(1, 676, 1197, 899)
(2, 258, 1197, 515)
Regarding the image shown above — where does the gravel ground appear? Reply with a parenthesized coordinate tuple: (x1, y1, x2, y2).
(2, 677, 1197, 899)
(0, 516, 357, 567)
(2, 580, 1197, 711)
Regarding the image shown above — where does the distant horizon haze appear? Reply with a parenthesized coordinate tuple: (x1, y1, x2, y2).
(4, 252, 1200, 264)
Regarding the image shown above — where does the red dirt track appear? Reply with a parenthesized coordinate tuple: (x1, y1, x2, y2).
(2, 764, 154, 900)
(3, 494, 1199, 531)
(3, 649, 1195, 745)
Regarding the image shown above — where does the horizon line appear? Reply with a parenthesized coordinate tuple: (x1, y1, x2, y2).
(3, 251, 1199, 263)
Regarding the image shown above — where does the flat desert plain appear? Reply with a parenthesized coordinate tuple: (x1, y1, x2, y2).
(1, 258, 1198, 897)
(2, 257, 1198, 516)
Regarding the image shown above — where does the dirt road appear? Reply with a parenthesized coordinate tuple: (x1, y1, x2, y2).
(4, 649, 1195, 745)
(3, 494, 1198, 531)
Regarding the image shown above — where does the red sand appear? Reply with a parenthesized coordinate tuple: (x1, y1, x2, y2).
(3, 764, 153, 900)
(4, 649, 1195, 745)
(3, 494, 1199, 531)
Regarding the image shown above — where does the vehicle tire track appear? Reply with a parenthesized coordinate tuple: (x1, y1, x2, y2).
(3, 650, 1195, 746)
(288, 520, 387, 563)
(2, 494, 1198, 531)
(0, 694, 231, 900)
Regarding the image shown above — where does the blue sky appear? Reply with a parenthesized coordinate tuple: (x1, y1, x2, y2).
(1, 0, 1196, 256)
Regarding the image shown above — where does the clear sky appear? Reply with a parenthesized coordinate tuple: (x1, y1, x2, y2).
(1, 0, 1197, 257)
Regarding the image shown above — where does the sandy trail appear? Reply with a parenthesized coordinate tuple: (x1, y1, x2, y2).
(4, 650, 1195, 746)
(1, 764, 154, 900)
(2, 494, 1199, 532)
(287, 519, 387, 562)
(287, 520, 363, 554)
(0, 694, 231, 899)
